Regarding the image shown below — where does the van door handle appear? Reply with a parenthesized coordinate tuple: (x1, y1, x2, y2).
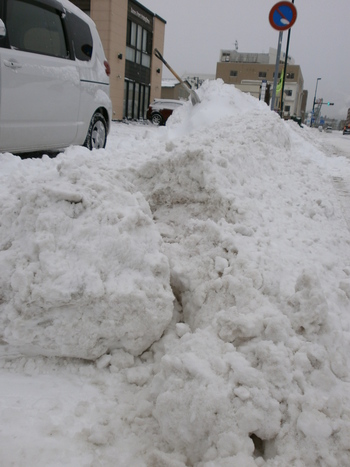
(4, 59, 22, 69)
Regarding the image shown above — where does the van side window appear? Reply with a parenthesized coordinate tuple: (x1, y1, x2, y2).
(65, 12, 93, 61)
(6, 0, 68, 58)
(0, 19, 6, 48)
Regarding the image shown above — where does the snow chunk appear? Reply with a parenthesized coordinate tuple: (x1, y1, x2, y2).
(287, 269, 329, 335)
(151, 329, 281, 465)
(0, 152, 174, 359)
(297, 409, 333, 439)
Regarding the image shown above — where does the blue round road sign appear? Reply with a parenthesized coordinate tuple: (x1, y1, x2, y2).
(269, 1, 297, 31)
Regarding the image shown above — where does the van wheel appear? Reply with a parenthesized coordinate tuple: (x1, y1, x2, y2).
(84, 112, 107, 150)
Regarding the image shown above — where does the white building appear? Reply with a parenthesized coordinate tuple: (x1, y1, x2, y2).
(216, 48, 307, 119)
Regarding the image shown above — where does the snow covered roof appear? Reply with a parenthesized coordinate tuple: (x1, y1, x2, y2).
(161, 78, 180, 88)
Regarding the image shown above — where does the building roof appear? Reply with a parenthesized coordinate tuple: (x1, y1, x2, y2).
(161, 79, 180, 88)
(220, 47, 295, 65)
(132, 0, 166, 23)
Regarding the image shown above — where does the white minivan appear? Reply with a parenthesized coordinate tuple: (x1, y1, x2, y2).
(0, 0, 112, 154)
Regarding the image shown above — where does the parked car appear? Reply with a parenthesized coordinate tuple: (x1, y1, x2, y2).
(343, 124, 350, 135)
(325, 126, 333, 133)
(0, 0, 112, 154)
(147, 99, 184, 125)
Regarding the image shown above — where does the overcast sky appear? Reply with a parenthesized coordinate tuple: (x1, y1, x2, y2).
(141, 0, 350, 120)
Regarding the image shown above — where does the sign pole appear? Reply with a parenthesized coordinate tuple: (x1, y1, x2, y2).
(280, 0, 295, 114)
(270, 31, 283, 111)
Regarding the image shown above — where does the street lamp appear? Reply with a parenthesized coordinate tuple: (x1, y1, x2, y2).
(311, 77, 321, 126)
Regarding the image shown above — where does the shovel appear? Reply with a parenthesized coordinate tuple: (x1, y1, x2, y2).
(154, 48, 201, 106)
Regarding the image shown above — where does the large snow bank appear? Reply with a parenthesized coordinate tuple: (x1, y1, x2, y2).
(131, 80, 350, 465)
(0, 152, 174, 359)
(1, 79, 350, 466)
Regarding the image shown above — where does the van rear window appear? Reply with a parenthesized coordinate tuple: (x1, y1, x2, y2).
(65, 12, 93, 62)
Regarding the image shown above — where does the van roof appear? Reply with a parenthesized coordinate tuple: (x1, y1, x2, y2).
(63, 0, 94, 20)
(41, 0, 95, 26)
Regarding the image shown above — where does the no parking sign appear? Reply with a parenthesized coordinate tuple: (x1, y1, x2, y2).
(269, 1, 297, 31)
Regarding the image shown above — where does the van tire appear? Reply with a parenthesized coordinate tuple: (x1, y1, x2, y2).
(84, 112, 107, 150)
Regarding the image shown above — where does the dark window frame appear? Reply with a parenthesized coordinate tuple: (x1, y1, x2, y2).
(65, 10, 93, 61)
(124, 79, 150, 120)
(126, 18, 151, 68)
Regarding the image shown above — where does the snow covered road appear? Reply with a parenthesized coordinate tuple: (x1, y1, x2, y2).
(323, 131, 350, 231)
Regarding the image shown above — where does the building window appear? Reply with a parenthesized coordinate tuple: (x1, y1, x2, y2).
(285, 90, 292, 96)
(124, 80, 150, 120)
(126, 19, 151, 68)
(259, 72, 267, 78)
(273, 72, 281, 78)
(285, 105, 291, 112)
(222, 52, 230, 62)
(286, 73, 295, 79)
(230, 70, 237, 77)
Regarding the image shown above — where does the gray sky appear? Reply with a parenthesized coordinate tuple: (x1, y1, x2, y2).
(141, 0, 350, 120)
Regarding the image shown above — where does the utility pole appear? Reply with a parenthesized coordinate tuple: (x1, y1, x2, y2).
(280, 0, 295, 115)
(271, 31, 283, 112)
(311, 78, 321, 126)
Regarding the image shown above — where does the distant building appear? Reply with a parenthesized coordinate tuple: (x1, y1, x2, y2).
(216, 48, 307, 119)
(161, 79, 190, 100)
(181, 74, 215, 89)
(71, 0, 166, 120)
(161, 74, 215, 100)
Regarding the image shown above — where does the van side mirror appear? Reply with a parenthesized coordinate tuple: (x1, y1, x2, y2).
(0, 19, 6, 37)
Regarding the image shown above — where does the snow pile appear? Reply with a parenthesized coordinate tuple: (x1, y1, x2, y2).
(1, 80, 350, 466)
(0, 152, 173, 359)
(129, 81, 350, 465)
(167, 78, 269, 135)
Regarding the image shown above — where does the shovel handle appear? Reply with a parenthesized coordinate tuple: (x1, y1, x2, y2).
(154, 48, 200, 104)
(154, 48, 167, 65)
(154, 48, 189, 88)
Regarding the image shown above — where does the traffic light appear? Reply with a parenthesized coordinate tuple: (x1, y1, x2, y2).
(327, 102, 334, 106)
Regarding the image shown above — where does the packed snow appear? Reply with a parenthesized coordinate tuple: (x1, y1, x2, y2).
(1, 80, 350, 466)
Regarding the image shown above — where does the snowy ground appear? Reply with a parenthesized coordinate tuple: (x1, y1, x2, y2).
(1, 81, 350, 466)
